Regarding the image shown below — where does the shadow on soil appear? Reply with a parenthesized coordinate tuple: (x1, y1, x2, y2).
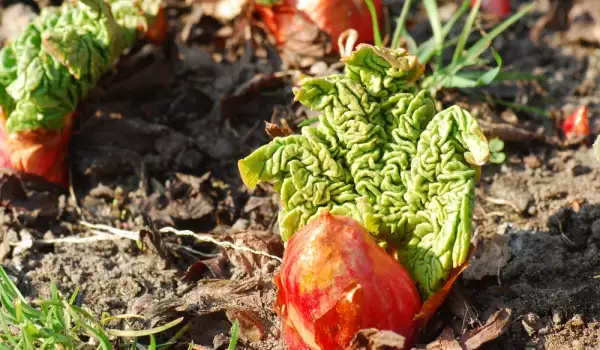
(464, 202, 600, 349)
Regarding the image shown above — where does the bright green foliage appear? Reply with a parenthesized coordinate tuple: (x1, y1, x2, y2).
(0, 0, 161, 134)
(488, 138, 506, 164)
(0, 265, 183, 349)
(239, 44, 490, 298)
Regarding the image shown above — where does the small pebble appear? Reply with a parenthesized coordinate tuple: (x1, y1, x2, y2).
(522, 313, 542, 336)
(523, 154, 542, 169)
(571, 164, 592, 177)
(552, 309, 564, 325)
(567, 314, 585, 328)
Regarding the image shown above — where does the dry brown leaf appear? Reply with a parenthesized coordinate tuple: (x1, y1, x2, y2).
(349, 328, 407, 350)
(413, 308, 511, 350)
(184, 255, 228, 282)
(463, 235, 511, 281)
(460, 308, 512, 349)
(411, 328, 462, 350)
(222, 230, 284, 274)
(265, 120, 293, 138)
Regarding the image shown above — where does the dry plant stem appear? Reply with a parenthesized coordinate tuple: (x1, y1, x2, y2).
(159, 227, 283, 262)
(8, 221, 282, 263)
(77, 220, 283, 262)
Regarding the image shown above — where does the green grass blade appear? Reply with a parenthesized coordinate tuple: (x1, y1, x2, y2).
(422, 0, 443, 68)
(228, 320, 240, 350)
(441, 48, 502, 88)
(0, 311, 17, 346)
(297, 117, 318, 127)
(106, 317, 184, 338)
(391, 0, 413, 49)
(149, 334, 157, 350)
(471, 48, 503, 84)
(0, 267, 26, 302)
(129, 337, 138, 350)
(69, 288, 80, 306)
(464, 2, 535, 63)
(417, 0, 470, 64)
(455, 70, 547, 82)
(451, 0, 480, 66)
(364, 0, 382, 46)
(402, 30, 419, 53)
(80, 323, 112, 350)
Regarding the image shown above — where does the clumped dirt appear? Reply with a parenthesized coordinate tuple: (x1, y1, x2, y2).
(1, 0, 600, 349)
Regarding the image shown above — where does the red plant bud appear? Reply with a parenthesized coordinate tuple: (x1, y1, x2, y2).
(256, 0, 383, 48)
(471, 0, 511, 19)
(561, 105, 589, 140)
(274, 211, 422, 350)
(0, 112, 73, 187)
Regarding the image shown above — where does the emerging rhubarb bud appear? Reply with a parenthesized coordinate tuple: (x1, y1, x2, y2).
(239, 44, 490, 299)
(275, 211, 421, 350)
(255, 0, 383, 48)
(0, 0, 164, 185)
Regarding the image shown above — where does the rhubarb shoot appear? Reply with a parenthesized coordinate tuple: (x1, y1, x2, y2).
(239, 44, 490, 298)
(0, 0, 163, 185)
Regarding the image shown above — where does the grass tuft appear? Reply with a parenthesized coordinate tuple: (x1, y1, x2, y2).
(0, 265, 184, 349)
(363, 0, 541, 94)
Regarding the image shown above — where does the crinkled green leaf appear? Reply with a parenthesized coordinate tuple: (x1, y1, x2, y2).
(0, 0, 162, 134)
(239, 44, 490, 299)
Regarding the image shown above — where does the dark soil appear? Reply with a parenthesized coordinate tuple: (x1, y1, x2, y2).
(1, 0, 600, 349)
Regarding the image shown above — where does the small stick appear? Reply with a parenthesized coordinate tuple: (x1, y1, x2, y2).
(77, 220, 283, 262)
(159, 227, 283, 263)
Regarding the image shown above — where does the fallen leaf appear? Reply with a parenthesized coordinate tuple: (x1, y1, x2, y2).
(411, 328, 462, 350)
(413, 308, 512, 349)
(265, 120, 293, 138)
(0, 169, 65, 222)
(463, 235, 511, 281)
(221, 230, 284, 275)
(226, 309, 265, 342)
(349, 328, 407, 350)
(184, 255, 229, 282)
(460, 308, 512, 349)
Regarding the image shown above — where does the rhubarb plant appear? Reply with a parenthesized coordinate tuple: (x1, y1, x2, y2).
(0, 0, 163, 185)
(239, 44, 490, 299)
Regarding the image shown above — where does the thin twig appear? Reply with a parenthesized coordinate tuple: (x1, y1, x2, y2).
(482, 196, 522, 214)
(159, 227, 283, 263)
(68, 167, 82, 216)
(77, 220, 282, 262)
(9, 234, 122, 246)
(78, 221, 138, 240)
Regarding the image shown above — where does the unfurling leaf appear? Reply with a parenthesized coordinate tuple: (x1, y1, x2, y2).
(239, 44, 490, 299)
